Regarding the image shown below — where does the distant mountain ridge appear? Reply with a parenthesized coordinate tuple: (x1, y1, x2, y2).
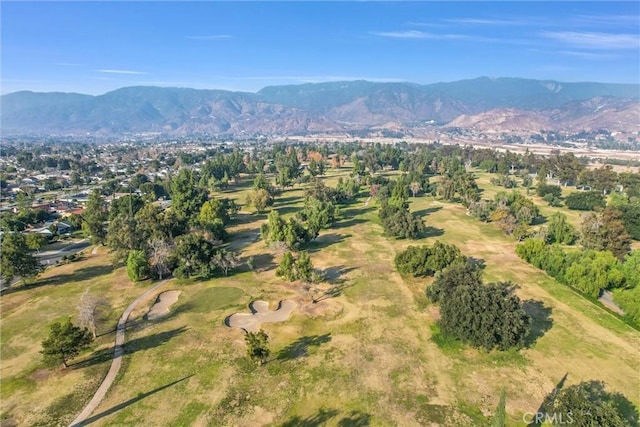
(2, 77, 638, 137)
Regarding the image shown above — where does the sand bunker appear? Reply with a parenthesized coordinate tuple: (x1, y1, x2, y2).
(146, 290, 181, 321)
(226, 300, 297, 332)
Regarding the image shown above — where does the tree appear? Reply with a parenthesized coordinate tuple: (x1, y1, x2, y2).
(25, 233, 48, 252)
(77, 289, 109, 338)
(246, 188, 272, 214)
(492, 388, 506, 427)
(211, 249, 240, 276)
(83, 190, 108, 245)
(127, 250, 150, 281)
(276, 252, 297, 281)
(410, 181, 421, 197)
(245, 330, 270, 365)
(40, 318, 93, 368)
(395, 242, 464, 277)
(170, 168, 208, 223)
(547, 213, 576, 245)
(427, 259, 483, 303)
(565, 191, 605, 211)
(1, 232, 41, 284)
(564, 250, 625, 297)
(552, 381, 636, 427)
(299, 198, 338, 238)
(379, 201, 425, 239)
(580, 209, 632, 260)
(149, 238, 173, 280)
(439, 281, 531, 350)
(295, 251, 314, 283)
(70, 171, 84, 190)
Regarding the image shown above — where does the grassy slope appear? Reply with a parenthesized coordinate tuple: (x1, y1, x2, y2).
(1, 168, 638, 426)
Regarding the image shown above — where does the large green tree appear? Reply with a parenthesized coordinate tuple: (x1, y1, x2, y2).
(551, 381, 637, 427)
(83, 190, 108, 245)
(40, 319, 93, 368)
(1, 232, 41, 284)
(439, 281, 531, 350)
(170, 169, 208, 223)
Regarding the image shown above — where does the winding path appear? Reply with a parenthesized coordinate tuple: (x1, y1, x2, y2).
(69, 280, 168, 427)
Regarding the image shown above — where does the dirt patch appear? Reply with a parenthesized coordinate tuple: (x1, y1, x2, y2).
(146, 290, 181, 321)
(226, 300, 297, 332)
(298, 298, 344, 319)
(28, 368, 51, 382)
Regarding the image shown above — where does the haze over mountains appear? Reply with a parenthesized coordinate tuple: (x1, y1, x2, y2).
(2, 77, 639, 138)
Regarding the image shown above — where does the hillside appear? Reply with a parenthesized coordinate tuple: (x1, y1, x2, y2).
(1, 77, 639, 137)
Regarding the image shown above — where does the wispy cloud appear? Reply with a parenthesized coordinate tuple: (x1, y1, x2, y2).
(572, 14, 640, 27)
(406, 21, 446, 28)
(540, 31, 640, 50)
(371, 30, 469, 40)
(95, 69, 149, 75)
(185, 35, 232, 40)
(444, 18, 524, 26)
(558, 50, 618, 60)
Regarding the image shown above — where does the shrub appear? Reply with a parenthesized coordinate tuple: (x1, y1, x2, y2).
(536, 184, 562, 198)
(565, 191, 606, 211)
(395, 241, 464, 277)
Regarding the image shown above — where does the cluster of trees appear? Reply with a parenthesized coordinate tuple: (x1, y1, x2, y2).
(580, 208, 632, 260)
(376, 176, 425, 239)
(83, 166, 242, 281)
(260, 210, 313, 250)
(427, 260, 532, 351)
(275, 251, 315, 283)
(516, 239, 639, 324)
(564, 190, 606, 211)
(468, 190, 540, 240)
(490, 174, 517, 189)
(394, 241, 464, 277)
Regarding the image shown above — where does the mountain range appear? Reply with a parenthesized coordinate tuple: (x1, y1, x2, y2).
(1, 77, 639, 139)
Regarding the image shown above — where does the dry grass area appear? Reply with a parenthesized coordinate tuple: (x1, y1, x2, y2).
(1, 168, 638, 426)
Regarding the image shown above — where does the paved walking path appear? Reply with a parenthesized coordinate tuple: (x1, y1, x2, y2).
(69, 280, 169, 427)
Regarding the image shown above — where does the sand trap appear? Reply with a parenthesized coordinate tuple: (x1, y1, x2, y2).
(226, 300, 297, 332)
(146, 290, 181, 321)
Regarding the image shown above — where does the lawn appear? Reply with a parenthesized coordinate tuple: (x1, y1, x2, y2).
(1, 168, 638, 426)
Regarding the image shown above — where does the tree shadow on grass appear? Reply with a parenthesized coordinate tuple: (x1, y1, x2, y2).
(466, 256, 486, 270)
(276, 333, 332, 361)
(75, 374, 194, 426)
(71, 326, 188, 369)
(276, 194, 303, 205)
(275, 205, 301, 216)
(522, 300, 553, 348)
(332, 217, 368, 230)
(342, 205, 376, 218)
(412, 206, 443, 217)
(338, 410, 372, 426)
(314, 281, 355, 303)
(306, 233, 350, 253)
(319, 265, 358, 283)
(527, 373, 568, 426)
(420, 226, 444, 238)
(280, 408, 372, 427)
(250, 253, 277, 272)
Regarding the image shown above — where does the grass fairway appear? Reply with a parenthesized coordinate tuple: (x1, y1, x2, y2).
(1, 169, 638, 426)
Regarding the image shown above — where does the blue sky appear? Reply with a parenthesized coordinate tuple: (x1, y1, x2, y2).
(2, 1, 639, 95)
